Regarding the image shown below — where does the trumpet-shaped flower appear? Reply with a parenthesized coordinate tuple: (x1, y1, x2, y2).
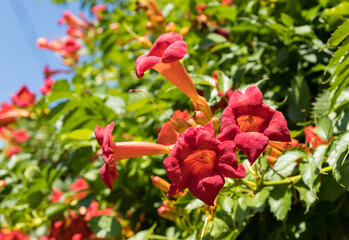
(40, 77, 55, 95)
(0, 103, 29, 127)
(135, 32, 212, 119)
(164, 122, 246, 206)
(95, 122, 171, 189)
(11, 86, 36, 108)
(218, 86, 291, 164)
(12, 128, 30, 143)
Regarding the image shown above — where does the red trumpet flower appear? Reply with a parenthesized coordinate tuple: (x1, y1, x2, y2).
(164, 122, 246, 205)
(218, 86, 291, 164)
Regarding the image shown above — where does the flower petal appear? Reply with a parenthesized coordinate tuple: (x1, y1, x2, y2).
(157, 122, 178, 145)
(229, 86, 264, 113)
(215, 141, 246, 178)
(135, 55, 161, 78)
(148, 32, 183, 57)
(235, 132, 269, 164)
(217, 107, 240, 142)
(195, 122, 220, 150)
(162, 40, 187, 63)
(263, 111, 291, 142)
(164, 156, 190, 196)
(100, 163, 113, 190)
(188, 174, 224, 206)
(94, 122, 114, 148)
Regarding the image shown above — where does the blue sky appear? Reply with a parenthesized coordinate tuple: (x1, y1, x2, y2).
(0, 0, 87, 103)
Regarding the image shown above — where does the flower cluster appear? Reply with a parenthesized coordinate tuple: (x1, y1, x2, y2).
(93, 33, 291, 206)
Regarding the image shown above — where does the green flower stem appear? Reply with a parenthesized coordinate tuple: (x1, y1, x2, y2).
(262, 166, 333, 187)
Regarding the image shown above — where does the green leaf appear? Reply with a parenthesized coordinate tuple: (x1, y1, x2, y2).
(327, 132, 349, 182)
(207, 218, 229, 238)
(312, 116, 333, 141)
(327, 20, 349, 46)
(105, 96, 126, 115)
(272, 150, 307, 178)
(45, 204, 69, 218)
(198, 33, 227, 49)
(294, 180, 320, 213)
(88, 215, 122, 238)
(190, 74, 216, 87)
(24, 165, 43, 182)
(268, 185, 292, 221)
(281, 13, 294, 27)
(128, 223, 156, 240)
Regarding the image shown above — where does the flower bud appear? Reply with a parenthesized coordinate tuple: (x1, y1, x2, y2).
(194, 111, 209, 126)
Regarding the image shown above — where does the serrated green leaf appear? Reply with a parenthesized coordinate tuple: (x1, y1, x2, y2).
(268, 185, 292, 221)
(312, 116, 333, 141)
(327, 132, 349, 182)
(294, 180, 320, 212)
(328, 20, 349, 46)
(273, 150, 307, 178)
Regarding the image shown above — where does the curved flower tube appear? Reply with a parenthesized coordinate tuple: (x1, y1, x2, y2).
(0, 103, 29, 127)
(135, 32, 212, 119)
(218, 86, 291, 164)
(164, 122, 246, 206)
(95, 122, 171, 189)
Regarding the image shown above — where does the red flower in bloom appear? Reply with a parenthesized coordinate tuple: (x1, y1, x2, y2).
(0, 228, 29, 240)
(11, 86, 35, 108)
(157, 110, 194, 145)
(69, 178, 89, 200)
(164, 122, 246, 205)
(135, 33, 213, 119)
(51, 188, 63, 203)
(222, 0, 234, 6)
(4, 145, 22, 158)
(304, 125, 329, 149)
(95, 122, 171, 189)
(218, 86, 291, 164)
(58, 11, 88, 29)
(42, 212, 94, 240)
(12, 128, 29, 143)
(91, 4, 106, 19)
(84, 200, 113, 221)
(60, 37, 81, 55)
(40, 77, 55, 95)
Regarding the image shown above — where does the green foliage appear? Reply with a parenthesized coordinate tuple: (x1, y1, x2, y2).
(1, 0, 349, 239)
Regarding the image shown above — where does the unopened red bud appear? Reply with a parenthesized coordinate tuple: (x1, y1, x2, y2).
(210, 116, 220, 132)
(194, 111, 209, 126)
(151, 176, 170, 192)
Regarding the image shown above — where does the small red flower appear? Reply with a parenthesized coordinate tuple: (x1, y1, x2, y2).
(304, 125, 329, 149)
(164, 122, 246, 205)
(40, 77, 55, 95)
(91, 4, 107, 19)
(84, 200, 113, 221)
(12, 128, 30, 143)
(69, 178, 89, 200)
(58, 11, 88, 29)
(11, 86, 36, 108)
(95, 122, 171, 190)
(4, 145, 22, 158)
(157, 110, 194, 145)
(60, 37, 81, 55)
(51, 188, 63, 203)
(218, 86, 291, 164)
